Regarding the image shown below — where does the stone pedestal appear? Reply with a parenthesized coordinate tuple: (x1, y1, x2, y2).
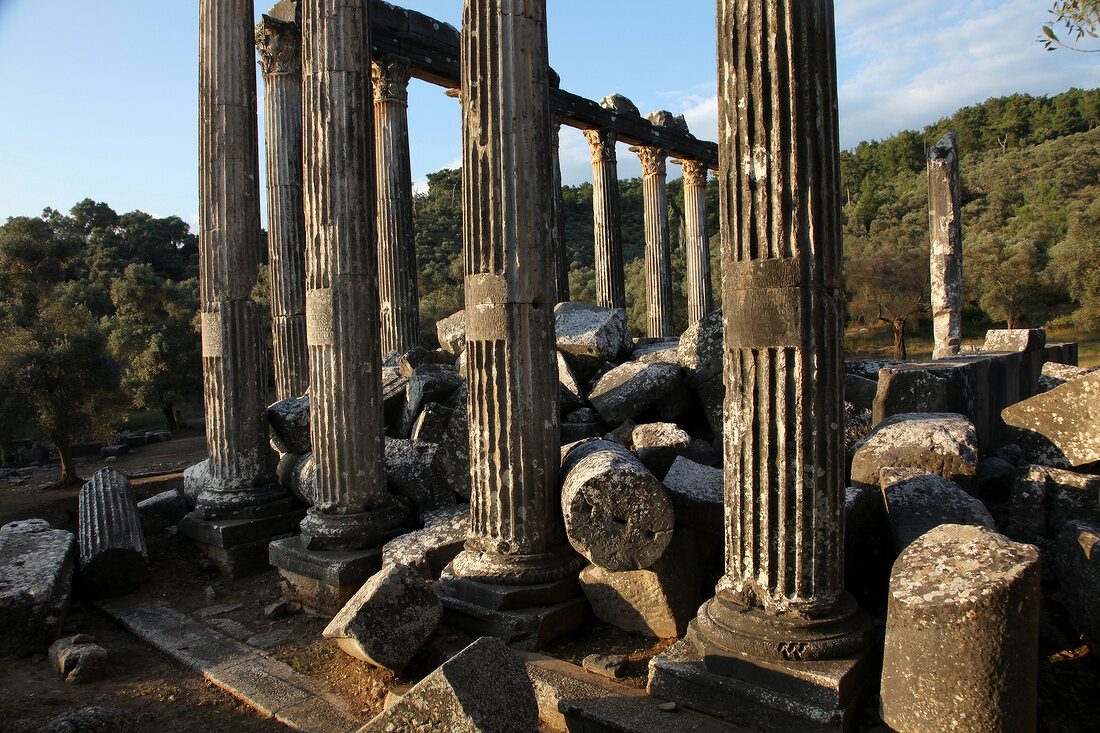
(928, 132, 962, 360)
(268, 535, 384, 616)
(585, 128, 626, 310)
(436, 0, 582, 649)
(678, 158, 713, 326)
(634, 145, 674, 338)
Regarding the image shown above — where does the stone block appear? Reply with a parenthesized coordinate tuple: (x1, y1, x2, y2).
(554, 302, 632, 381)
(398, 345, 456, 377)
(1038, 361, 1095, 393)
(844, 373, 877, 412)
(49, 634, 109, 684)
(560, 408, 606, 444)
(850, 412, 978, 492)
(693, 372, 724, 440)
(409, 402, 453, 444)
(1006, 465, 1100, 544)
(880, 468, 997, 551)
(267, 395, 311, 454)
(588, 361, 683, 426)
(631, 338, 680, 363)
(276, 451, 316, 505)
(881, 524, 1039, 733)
(984, 328, 1046, 353)
(873, 360, 978, 429)
(974, 456, 1018, 504)
(382, 505, 468, 581)
(324, 563, 441, 671)
(557, 352, 587, 415)
(661, 455, 723, 536)
(384, 438, 454, 518)
(436, 592, 587, 651)
(844, 358, 902, 381)
(436, 309, 466, 355)
(677, 308, 722, 386)
(136, 489, 190, 535)
(437, 385, 471, 500)
(1002, 371, 1100, 467)
(398, 363, 464, 437)
(269, 535, 384, 616)
(0, 518, 76, 656)
(630, 422, 692, 480)
(381, 367, 409, 431)
(1055, 521, 1100, 649)
(359, 637, 539, 732)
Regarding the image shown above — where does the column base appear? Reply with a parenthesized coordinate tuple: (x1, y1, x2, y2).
(178, 508, 304, 578)
(268, 535, 385, 616)
(299, 502, 405, 552)
(186, 459, 292, 522)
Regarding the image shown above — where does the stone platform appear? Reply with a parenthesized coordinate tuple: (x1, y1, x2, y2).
(179, 509, 304, 578)
(269, 535, 385, 616)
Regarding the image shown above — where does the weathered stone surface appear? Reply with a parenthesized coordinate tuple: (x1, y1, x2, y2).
(635, 144, 674, 337)
(276, 451, 316, 506)
(851, 413, 978, 491)
(36, 706, 134, 733)
(267, 395, 311, 455)
(588, 361, 683, 426)
(631, 339, 680, 364)
(845, 359, 903, 381)
(630, 422, 691, 480)
(399, 363, 463, 437)
(435, 386, 470, 500)
(49, 634, 109, 684)
(677, 308, 722, 387)
(1038, 361, 1096, 393)
(559, 409, 606, 444)
(880, 468, 997, 551)
(324, 562, 441, 671)
(554, 302, 631, 381)
(1055, 521, 1100, 648)
(928, 132, 963, 360)
(398, 346, 455, 377)
(679, 159, 714, 327)
(381, 367, 409, 430)
(409, 402, 453, 444)
(0, 519, 76, 656)
(581, 653, 628, 679)
(873, 360, 982, 430)
(984, 328, 1046, 353)
(600, 93, 640, 116)
(78, 469, 150, 598)
(557, 352, 586, 415)
(435, 310, 466, 355)
(844, 402, 874, 465)
(561, 440, 673, 571)
(1007, 464, 1100, 543)
(881, 524, 1039, 733)
(1001, 371, 1100, 466)
(382, 505, 469, 581)
(136, 489, 190, 535)
(585, 128, 626, 311)
(384, 439, 454, 517)
(661, 456, 723, 537)
(844, 374, 877, 412)
(692, 373, 724, 440)
(1001, 424, 1073, 470)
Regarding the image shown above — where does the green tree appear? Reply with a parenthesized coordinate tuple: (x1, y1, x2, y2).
(1051, 197, 1100, 328)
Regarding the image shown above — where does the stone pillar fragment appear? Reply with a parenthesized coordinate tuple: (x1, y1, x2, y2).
(299, 0, 402, 551)
(584, 128, 626, 310)
(550, 116, 570, 303)
(929, 131, 963, 360)
(635, 145, 674, 337)
(256, 4, 309, 401)
(373, 55, 422, 357)
(679, 159, 714, 325)
(78, 468, 150, 598)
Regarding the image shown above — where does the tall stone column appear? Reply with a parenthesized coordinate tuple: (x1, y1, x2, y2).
(635, 145, 674, 337)
(584, 129, 626, 310)
(652, 1, 872, 726)
(299, 0, 403, 551)
(438, 0, 583, 647)
(373, 55, 422, 357)
(929, 131, 962, 360)
(678, 159, 714, 325)
(550, 116, 570, 303)
(256, 5, 309, 401)
(188, 0, 285, 520)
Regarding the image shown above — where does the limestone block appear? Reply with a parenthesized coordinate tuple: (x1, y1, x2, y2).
(984, 328, 1046, 353)
(881, 524, 1039, 733)
(1055, 521, 1100, 648)
(384, 438, 455, 517)
(1007, 465, 1100, 543)
(410, 402, 453, 444)
(873, 360, 989, 442)
(0, 518, 76, 655)
(382, 505, 469, 581)
(1038, 361, 1096, 393)
(630, 422, 691, 480)
(49, 634, 109, 684)
(850, 413, 978, 492)
(436, 310, 467, 355)
(677, 308, 722, 387)
(324, 563, 442, 671)
(398, 363, 464, 437)
(661, 455, 723, 536)
(560, 440, 673, 571)
(880, 468, 997, 551)
(557, 351, 587, 415)
(381, 367, 409, 430)
(631, 338, 680, 363)
(78, 469, 150, 598)
(554, 302, 631, 381)
(136, 489, 189, 535)
(693, 372, 724, 439)
(359, 636, 538, 733)
(267, 395, 311, 455)
(588, 361, 683, 427)
(1001, 372, 1100, 467)
(560, 408, 606, 444)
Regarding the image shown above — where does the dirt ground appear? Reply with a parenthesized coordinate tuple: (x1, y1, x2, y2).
(2, 431, 1097, 732)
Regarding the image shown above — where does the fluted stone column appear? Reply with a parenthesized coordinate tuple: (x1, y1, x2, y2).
(550, 116, 570, 303)
(636, 146, 674, 337)
(584, 129, 626, 310)
(692, 0, 870, 670)
(679, 159, 714, 325)
(189, 0, 284, 519)
(256, 7, 308, 401)
(448, 0, 578, 587)
(300, 0, 402, 551)
(373, 55, 421, 357)
(929, 131, 963, 360)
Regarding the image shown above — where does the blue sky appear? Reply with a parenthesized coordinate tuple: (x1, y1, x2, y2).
(0, 0, 1097, 227)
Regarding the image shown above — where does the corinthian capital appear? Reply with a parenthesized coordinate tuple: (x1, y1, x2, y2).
(679, 159, 709, 186)
(584, 129, 617, 164)
(255, 16, 301, 77)
(372, 56, 412, 105)
(635, 146, 667, 177)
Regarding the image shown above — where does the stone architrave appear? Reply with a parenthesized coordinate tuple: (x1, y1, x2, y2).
(661, 1, 873, 724)
(256, 4, 309, 401)
(928, 131, 963, 360)
(550, 116, 570, 303)
(373, 55, 422, 357)
(441, 0, 581, 632)
(678, 159, 714, 326)
(299, 0, 403, 551)
(189, 0, 286, 519)
(635, 145, 675, 338)
(584, 127, 626, 310)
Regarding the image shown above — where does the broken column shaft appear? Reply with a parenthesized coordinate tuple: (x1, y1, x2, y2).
(679, 159, 713, 325)
(636, 146, 675, 337)
(373, 55, 422, 357)
(585, 129, 627, 310)
(928, 131, 963, 360)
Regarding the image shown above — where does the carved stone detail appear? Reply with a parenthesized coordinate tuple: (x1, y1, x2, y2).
(585, 129, 625, 310)
(372, 55, 411, 105)
(255, 15, 301, 77)
(584, 129, 617, 164)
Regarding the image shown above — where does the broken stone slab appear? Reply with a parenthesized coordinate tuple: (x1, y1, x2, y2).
(49, 634, 109, 684)
(1000, 424, 1074, 470)
(1038, 361, 1096, 393)
(78, 469, 150, 598)
(984, 328, 1046, 353)
(554, 302, 632, 382)
(136, 489, 190, 535)
(1002, 371, 1100, 467)
(661, 456, 723, 537)
(398, 363, 464, 437)
(881, 524, 1040, 733)
(560, 440, 674, 571)
(1006, 464, 1100, 544)
(358, 636, 539, 732)
(37, 706, 135, 733)
(677, 307, 722, 386)
(384, 438, 455, 518)
(0, 518, 76, 656)
(601, 93, 640, 116)
(436, 309, 467, 355)
(602, 419, 636, 446)
(398, 346, 457, 377)
(632, 338, 680, 363)
(588, 361, 683, 427)
(267, 395, 311, 454)
(1055, 520, 1100, 649)
(324, 562, 442, 671)
(880, 468, 997, 552)
(557, 352, 587, 415)
(631, 422, 692, 480)
(850, 412, 979, 492)
(581, 653, 628, 680)
(409, 402, 454, 444)
(382, 505, 469, 581)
